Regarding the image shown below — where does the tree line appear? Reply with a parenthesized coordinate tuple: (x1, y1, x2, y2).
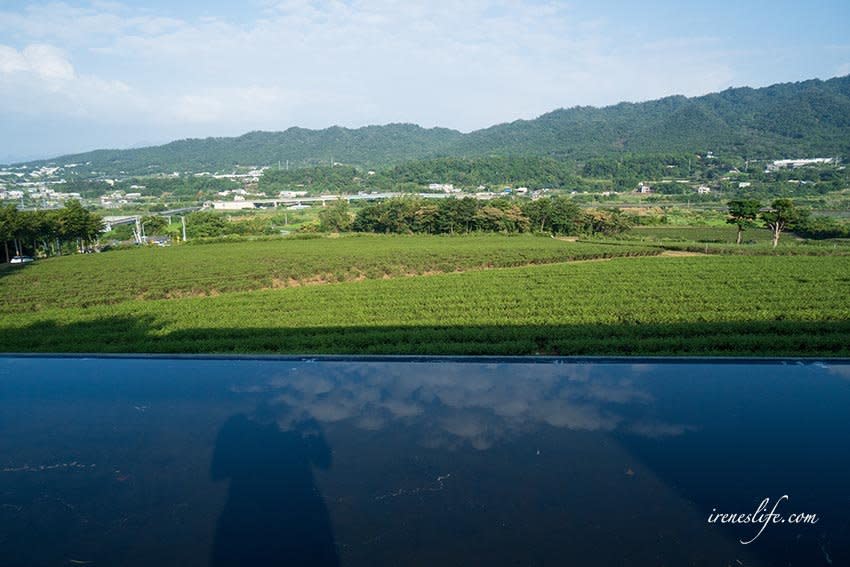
(315, 196, 632, 236)
(0, 201, 103, 262)
(726, 198, 850, 245)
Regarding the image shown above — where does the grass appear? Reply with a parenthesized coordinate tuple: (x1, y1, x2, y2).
(2, 253, 849, 356)
(609, 226, 850, 256)
(626, 226, 776, 244)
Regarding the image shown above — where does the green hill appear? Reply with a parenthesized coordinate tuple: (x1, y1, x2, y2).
(17, 75, 850, 174)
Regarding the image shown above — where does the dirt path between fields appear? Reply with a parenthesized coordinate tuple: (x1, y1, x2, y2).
(659, 250, 708, 257)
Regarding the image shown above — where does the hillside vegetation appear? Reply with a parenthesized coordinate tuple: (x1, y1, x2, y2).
(19, 76, 850, 173)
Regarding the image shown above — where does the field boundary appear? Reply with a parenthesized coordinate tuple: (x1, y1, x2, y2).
(2, 353, 849, 364)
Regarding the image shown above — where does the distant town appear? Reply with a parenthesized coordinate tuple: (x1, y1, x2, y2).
(0, 155, 843, 215)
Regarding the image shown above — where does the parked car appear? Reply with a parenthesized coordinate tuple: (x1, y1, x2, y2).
(9, 255, 34, 264)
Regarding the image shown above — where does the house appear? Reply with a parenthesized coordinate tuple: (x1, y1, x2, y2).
(697, 186, 711, 194)
(636, 182, 652, 194)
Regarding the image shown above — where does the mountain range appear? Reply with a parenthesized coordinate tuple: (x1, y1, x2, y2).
(15, 75, 850, 174)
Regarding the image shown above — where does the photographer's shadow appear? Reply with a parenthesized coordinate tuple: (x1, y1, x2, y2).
(210, 410, 338, 566)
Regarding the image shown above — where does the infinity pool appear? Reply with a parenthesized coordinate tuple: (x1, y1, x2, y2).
(1, 356, 848, 566)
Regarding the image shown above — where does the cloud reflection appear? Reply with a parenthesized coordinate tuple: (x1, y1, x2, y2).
(239, 363, 692, 450)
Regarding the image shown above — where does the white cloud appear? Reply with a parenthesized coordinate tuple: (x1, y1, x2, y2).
(0, 43, 143, 123)
(0, 2, 184, 46)
(0, 0, 741, 139)
(0, 43, 75, 81)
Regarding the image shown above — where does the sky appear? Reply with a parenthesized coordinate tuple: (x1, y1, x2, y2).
(1, 0, 849, 163)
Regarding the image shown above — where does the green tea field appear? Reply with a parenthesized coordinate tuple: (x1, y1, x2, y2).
(0, 235, 657, 312)
(1, 234, 848, 356)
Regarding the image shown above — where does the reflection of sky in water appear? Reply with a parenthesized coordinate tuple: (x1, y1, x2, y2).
(828, 364, 850, 380)
(244, 363, 692, 449)
(2, 357, 849, 566)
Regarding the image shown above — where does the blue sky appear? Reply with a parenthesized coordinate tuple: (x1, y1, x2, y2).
(1, 0, 849, 162)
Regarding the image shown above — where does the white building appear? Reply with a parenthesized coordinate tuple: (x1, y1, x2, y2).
(767, 158, 834, 171)
(697, 186, 712, 194)
(0, 190, 24, 200)
(428, 183, 458, 193)
(211, 201, 256, 210)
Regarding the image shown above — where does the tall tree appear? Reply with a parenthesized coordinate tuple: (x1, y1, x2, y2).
(548, 198, 584, 235)
(522, 199, 554, 233)
(761, 199, 806, 248)
(726, 199, 761, 244)
(0, 204, 18, 262)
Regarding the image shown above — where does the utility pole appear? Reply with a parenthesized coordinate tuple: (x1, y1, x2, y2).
(134, 216, 142, 244)
(181, 216, 187, 242)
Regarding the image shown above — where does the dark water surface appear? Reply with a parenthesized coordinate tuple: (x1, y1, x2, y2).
(1, 356, 849, 566)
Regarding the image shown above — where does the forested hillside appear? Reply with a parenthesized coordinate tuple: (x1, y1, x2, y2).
(461, 76, 850, 159)
(16, 75, 850, 174)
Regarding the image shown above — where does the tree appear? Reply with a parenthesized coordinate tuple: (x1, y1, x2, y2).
(141, 215, 168, 237)
(761, 199, 806, 247)
(0, 204, 19, 262)
(548, 197, 584, 235)
(412, 203, 439, 234)
(436, 198, 477, 234)
(317, 199, 352, 232)
(583, 208, 632, 236)
(523, 199, 554, 233)
(185, 211, 228, 238)
(473, 203, 529, 233)
(18, 210, 44, 256)
(726, 199, 761, 244)
(58, 200, 103, 252)
(522, 197, 584, 235)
